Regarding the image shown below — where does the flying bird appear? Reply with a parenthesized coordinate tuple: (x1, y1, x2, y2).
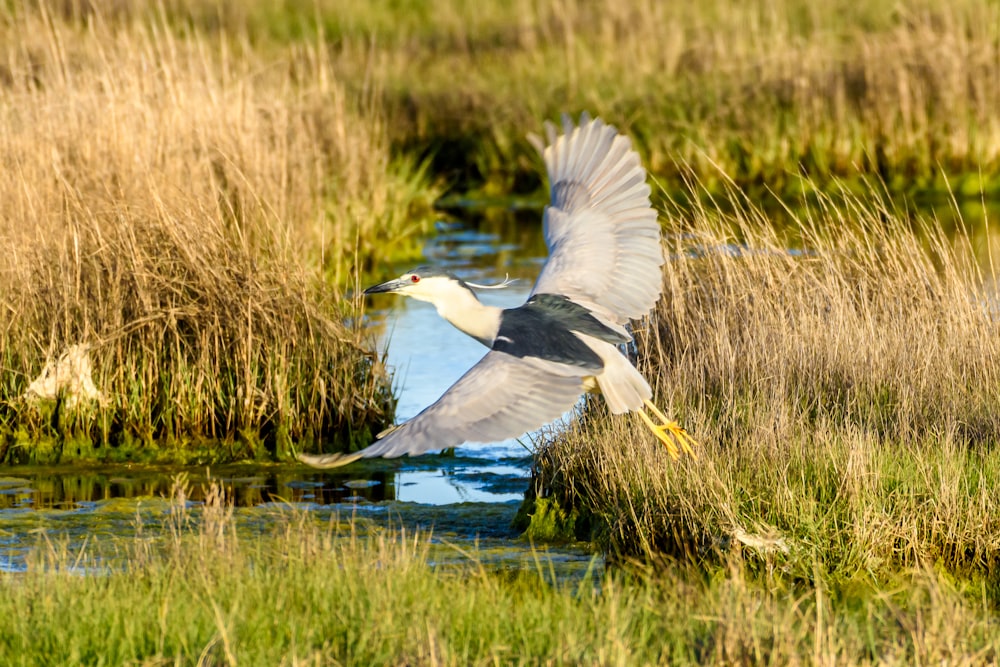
(300, 113, 696, 468)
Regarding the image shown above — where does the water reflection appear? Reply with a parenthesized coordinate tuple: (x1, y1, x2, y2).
(357, 213, 552, 505)
(0, 455, 538, 511)
(0, 467, 396, 510)
(396, 465, 528, 504)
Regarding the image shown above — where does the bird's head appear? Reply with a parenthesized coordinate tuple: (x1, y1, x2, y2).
(364, 266, 515, 308)
(364, 266, 473, 306)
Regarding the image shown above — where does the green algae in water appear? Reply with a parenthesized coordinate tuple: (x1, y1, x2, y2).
(2, 492, 599, 586)
(518, 497, 586, 544)
(0, 462, 598, 584)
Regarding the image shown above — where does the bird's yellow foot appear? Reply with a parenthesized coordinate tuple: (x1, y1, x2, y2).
(637, 399, 698, 460)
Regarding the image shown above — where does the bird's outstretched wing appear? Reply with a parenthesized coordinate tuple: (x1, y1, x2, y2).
(298, 351, 586, 468)
(529, 113, 664, 325)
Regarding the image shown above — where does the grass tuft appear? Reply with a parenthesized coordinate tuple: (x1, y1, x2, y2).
(0, 2, 442, 460)
(532, 181, 1000, 584)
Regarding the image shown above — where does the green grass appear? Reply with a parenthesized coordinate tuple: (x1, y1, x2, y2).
(123, 0, 1000, 199)
(1, 482, 997, 665)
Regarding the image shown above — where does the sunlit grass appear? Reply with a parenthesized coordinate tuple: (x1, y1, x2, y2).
(139, 0, 1000, 198)
(531, 181, 1000, 585)
(1, 480, 997, 665)
(0, 2, 442, 460)
(19, 0, 1000, 197)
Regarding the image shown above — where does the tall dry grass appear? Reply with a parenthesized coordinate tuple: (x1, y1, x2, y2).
(0, 3, 438, 460)
(533, 181, 1000, 580)
(31, 0, 996, 197)
(21, 1, 998, 196)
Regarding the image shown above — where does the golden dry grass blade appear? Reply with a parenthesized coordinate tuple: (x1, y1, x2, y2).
(0, 3, 437, 460)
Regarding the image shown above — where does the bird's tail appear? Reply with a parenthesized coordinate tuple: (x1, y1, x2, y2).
(595, 348, 652, 415)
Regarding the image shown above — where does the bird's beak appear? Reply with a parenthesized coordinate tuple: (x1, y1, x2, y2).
(363, 278, 408, 295)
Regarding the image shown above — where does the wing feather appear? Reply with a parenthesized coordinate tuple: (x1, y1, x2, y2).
(302, 352, 586, 466)
(531, 114, 664, 325)
(299, 115, 663, 470)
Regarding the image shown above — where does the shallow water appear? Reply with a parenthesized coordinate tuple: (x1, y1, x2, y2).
(0, 211, 599, 574)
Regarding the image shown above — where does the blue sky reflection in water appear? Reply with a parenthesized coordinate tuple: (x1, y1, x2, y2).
(365, 222, 559, 505)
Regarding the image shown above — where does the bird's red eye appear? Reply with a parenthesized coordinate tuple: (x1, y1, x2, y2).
(411, 275, 420, 283)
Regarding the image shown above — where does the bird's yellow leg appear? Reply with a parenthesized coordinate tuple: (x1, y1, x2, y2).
(637, 408, 680, 459)
(642, 399, 699, 459)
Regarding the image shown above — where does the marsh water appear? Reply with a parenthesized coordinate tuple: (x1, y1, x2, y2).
(0, 210, 601, 575)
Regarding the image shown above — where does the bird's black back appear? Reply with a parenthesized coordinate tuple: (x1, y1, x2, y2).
(492, 294, 628, 370)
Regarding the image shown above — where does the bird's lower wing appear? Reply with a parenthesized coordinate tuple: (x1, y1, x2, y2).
(296, 451, 364, 469)
(299, 351, 586, 467)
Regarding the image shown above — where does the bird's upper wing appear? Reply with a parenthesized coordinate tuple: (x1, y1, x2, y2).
(298, 351, 586, 467)
(529, 113, 664, 325)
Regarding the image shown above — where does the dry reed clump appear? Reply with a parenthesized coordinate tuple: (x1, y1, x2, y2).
(532, 184, 1000, 577)
(658, 189, 1000, 444)
(0, 4, 437, 460)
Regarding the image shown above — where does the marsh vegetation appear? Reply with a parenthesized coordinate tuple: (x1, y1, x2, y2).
(530, 182, 1000, 564)
(4, 0, 999, 459)
(169, 0, 1000, 198)
(3, 0, 1000, 663)
(0, 1, 438, 461)
(3, 481, 997, 665)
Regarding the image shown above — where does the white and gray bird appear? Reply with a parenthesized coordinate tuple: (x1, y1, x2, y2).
(299, 113, 697, 468)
